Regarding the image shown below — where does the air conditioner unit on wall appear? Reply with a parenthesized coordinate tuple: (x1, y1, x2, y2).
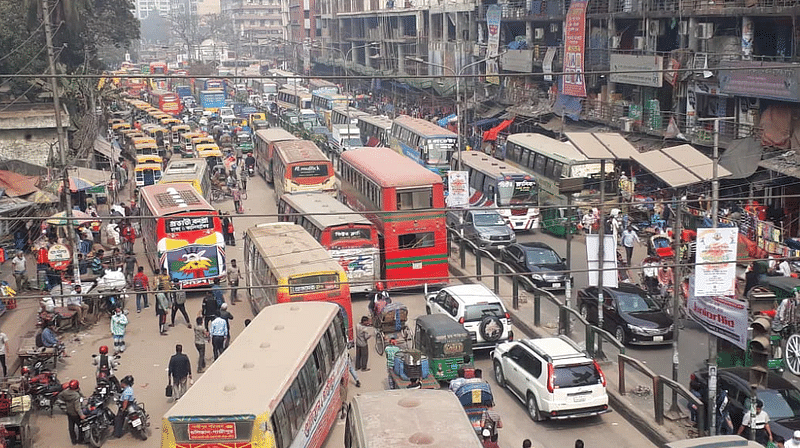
(534, 28, 544, 39)
(633, 36, 645, 50)
(696, 23, 714, 39)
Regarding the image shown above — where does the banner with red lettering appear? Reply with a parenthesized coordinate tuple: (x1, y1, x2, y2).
(562, 0, 588, 97)
(687, 276, 749, 350)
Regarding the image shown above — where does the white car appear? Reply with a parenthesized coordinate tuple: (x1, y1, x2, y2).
(492, 336, 609, 421)
(425, 283, 512, 350)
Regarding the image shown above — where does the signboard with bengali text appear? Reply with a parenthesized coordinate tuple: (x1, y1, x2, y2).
(694, 227, 738, 296)
(687, 276, 749, 350)
(447, 170, 469, 207)
(562, 0, 588, 97)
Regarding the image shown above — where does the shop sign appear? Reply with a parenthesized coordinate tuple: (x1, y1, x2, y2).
(48, 244, 71, 270)
(500, 50, 533, 73)
(719, 62, 800, 102)
(610, 53, 663, 88)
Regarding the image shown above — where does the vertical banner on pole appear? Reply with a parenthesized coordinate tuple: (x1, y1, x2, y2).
(486, 5, 501, 85)
(695, 227, 738, 296)
(562, 0, 588, 97)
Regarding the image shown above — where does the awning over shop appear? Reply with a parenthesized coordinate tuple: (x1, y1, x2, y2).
(0, 170, 40, 197)
(759, 150, 800, 178)
(470, 117, 503, 128)
(93, 137, 121, 162)
(71, 166, 112, 186)
(437, 114, 457, 127)
(566, 132, 639, 160)
(565, 133, 729, 188)
(719, 137, 762, 179)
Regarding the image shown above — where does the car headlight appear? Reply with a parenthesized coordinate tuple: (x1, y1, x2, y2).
(627, 324, 648, 335)
(668, 323, 675, 332)
(509, 233, 517, 241)
(531, 274, 543, 281)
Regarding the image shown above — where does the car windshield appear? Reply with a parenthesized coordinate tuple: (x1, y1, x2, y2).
(748, 389, 800, 420)
(553, 363, 602, 389)
(616, 291, 661, 313)
(474, 213, 506, 226)
(464, 303, 505, 322)
(524, 248, 562, 265)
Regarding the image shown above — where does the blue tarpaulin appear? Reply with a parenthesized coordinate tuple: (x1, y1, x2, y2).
(437, 113, 457, 127)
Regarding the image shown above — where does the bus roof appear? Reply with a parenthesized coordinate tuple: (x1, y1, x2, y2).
(507, 133, 588, 163)
(455, 151, 533, 179)
(393, 115, 457, 138)
(280, 193, 372, 230)
(340, 147, 443, 188)
(332, 106, 368, 118)
(139, 183, 213, 216)
(273, 140, 327, 165)
(246, 222, 345, 279)
(163, 160, 207, 177)
(350, 389, 484, 448)
(164, 302, 340, 418)
(358, 114, 393, 129)
(255, 128, 299, 144)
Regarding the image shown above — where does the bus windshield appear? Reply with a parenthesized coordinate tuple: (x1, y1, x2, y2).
(426, 138, 455, 164)
(497, 178, 537, 206)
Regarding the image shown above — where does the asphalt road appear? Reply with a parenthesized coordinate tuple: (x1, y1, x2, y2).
(29, 168, 656, 448)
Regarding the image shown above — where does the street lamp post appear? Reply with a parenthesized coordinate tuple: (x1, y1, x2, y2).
(344, 42, 380, 85)
(406, 54, 502, 170)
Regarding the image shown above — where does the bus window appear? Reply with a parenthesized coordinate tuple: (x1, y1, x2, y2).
(398, 232, 435, 249)
(396, 188, 431, 210)
(534, 153, 546, 174)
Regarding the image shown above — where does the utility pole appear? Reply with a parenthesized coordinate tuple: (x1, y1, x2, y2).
(668, 197, 682, 416)
(42, 0, 81, 284)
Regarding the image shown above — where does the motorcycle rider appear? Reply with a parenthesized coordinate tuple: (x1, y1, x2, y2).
(244, 153, 255, 176)
(59, 379, 85, 445)
(113, 375, 135, 439)
(93, 345, 120, 390)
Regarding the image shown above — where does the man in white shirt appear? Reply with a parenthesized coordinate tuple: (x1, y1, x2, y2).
(209, 315, 228, 360)
(0, 331, 9, 377)
(737, 399, 772, 446)
(785, 430, 800, 448)
(68, 284, 90, 327)
(779, 259, 793, 277)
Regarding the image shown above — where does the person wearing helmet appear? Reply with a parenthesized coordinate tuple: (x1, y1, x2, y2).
(368, 282, 390, 315)
(93, 345, 119, 389)
(114, 375, 135, 439)
(58, 379, 85, 444)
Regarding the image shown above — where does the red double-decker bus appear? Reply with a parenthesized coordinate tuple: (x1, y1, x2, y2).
(149, 89, 182, 115)
(338, 146, 448, 290)
(139, 183, 226, 288)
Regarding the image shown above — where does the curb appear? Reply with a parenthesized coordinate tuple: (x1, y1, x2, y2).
(449, 262, 675, 446)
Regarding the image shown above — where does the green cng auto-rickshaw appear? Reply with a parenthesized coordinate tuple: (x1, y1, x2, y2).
(413, 314, 473, 382)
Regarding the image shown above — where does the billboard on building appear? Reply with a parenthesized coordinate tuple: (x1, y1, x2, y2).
(486, 5, 501, 85)
(562, 0, 587, 97)
(609, 53, 664, 87)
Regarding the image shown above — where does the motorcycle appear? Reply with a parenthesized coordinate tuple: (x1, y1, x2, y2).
(92, 354, 122, 393)
(115, 397, 150, 440)
(246, 163, 255, 177)
(22, 365, 65, 415)
(80, 389, 116, 447)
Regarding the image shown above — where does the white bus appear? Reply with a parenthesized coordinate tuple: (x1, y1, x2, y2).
(357, 114, 393, 147)
(161, 302, 349, 448)
(345, 390, 484, 448)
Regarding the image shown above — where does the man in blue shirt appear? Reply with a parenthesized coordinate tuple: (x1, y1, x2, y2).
(114, 375, 135, 438)
(209, 315, 228, 360)
(211, 278, 225, 308)
(41, 324, 59, 348)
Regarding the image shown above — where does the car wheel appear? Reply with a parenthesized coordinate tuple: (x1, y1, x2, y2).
(479, 316, 504, 343)
(526, 393, 543, 422)
(579, 304, 589, 321)
(493, 361, 505, 388)
(614, 326, 627, 345)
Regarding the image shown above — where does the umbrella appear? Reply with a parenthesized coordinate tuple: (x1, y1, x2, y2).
(43, 176, 98, 193)
(46, 210, 98, 226)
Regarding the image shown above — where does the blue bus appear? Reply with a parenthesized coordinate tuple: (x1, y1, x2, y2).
(200, 90, 226, 111)
(389, 115, 457, 176)
(311, 91, 350, 124)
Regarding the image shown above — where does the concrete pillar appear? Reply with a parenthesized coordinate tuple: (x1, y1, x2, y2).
(688, 17, 699, 52)
(526, 21, 533, 45)
(742, 16, 753, 59)
(607, 18, 616, 104)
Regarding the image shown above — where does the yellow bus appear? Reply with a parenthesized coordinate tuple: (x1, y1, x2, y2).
(169, 124, 192, 153)
(191, 136, 217, 154)
(267, 140, 336, 204)
(344, 390, 485, 448)
(159, 159, 211, 201)
(180, 132, 205, 155)
(161, 302, 349, 448)
(197, 145, 224, 171)
(135, 154, 163, 166)
(243, 222, 353, 336)
(134, 162, 162, 186)
(132, 139, 159, 158)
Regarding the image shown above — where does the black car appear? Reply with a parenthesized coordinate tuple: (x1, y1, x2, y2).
(577, 284, 674, 345)
(690, 367, 800, 442)
(500, 242, 569, 291)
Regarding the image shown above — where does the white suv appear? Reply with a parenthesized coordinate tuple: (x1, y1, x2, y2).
(492, 336, 609, 421)
(425, 283, 513, 350)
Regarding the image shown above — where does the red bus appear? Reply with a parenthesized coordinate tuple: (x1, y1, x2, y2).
(277, 192, 381, 295)
(149, 62, 167, 75)
(138, 183, 226, 288)
(338, 146, 448, 290)
(253, 128, 298, 179)
(243, 222, 354, 338)
(149, 89, 182, 115)
(268, 140, 336, 204)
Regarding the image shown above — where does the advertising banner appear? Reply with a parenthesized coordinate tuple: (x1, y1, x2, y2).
(585, 234, 618, 288)
(609, 53, 664, 87)
(486, 5, 501, 85)
(447, 170, 470, 207)
(687, 277, 749, 350)
(695, 227, 738, 296)
(166, 245, 221, 282)
(562, 0, 588, 97)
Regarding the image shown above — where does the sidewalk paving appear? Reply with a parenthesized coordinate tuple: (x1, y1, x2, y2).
(447, 242, 695, 445)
